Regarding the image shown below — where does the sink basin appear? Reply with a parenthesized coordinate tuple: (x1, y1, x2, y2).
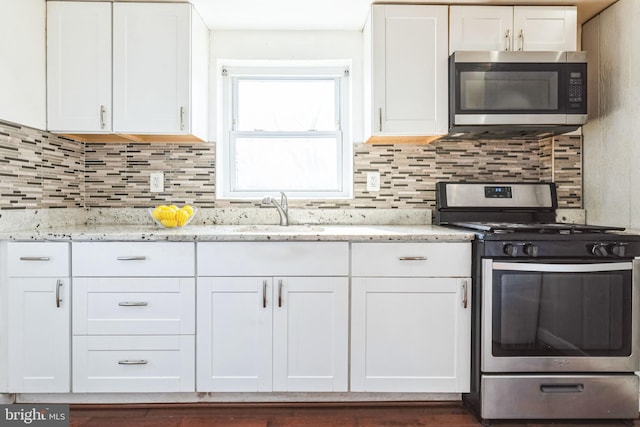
(232, 224, 325, 233)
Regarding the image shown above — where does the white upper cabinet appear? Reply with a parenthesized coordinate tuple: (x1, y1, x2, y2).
(513, 6, 577, 52)
(449, 6, 577, 54)
(113, 3, 189, 136)
(46, 1, 208, 143)
(47, 2, 111, 133)
(364, 5, 449, 140)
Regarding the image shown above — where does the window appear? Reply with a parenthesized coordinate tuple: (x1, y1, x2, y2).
(217, 63, 352, 199)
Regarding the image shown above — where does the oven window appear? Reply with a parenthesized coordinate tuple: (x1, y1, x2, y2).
(492, 270, 632, 357)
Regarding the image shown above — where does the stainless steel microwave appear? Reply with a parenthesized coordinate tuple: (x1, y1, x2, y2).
(448, 51, 587, 139)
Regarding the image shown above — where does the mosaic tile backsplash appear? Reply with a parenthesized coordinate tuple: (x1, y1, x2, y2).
(1, 120, 582, 211)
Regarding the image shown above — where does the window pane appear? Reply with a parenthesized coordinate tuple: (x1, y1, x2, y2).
(237, 79, 337, 131)
(234, 137, 340, 191)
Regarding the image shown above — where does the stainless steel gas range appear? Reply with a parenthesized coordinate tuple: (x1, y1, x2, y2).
(435, 182, 640, 424)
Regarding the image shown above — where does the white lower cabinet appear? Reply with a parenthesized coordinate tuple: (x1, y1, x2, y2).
(3, 239, 473, 397)
(196, 242, 349, 392)
(350, 243, 472, 393)
(6, 242, 70, 393)
(71, 242, 196, 393)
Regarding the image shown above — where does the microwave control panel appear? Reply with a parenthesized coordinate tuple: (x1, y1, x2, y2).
(566, 63, 587, 112)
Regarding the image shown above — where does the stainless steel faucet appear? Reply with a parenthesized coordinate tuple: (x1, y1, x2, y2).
(261, 192, 289, 226)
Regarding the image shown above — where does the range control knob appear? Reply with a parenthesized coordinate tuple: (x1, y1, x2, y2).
(611, 244, 627, 257)
(524, 244, 539, 257)
(591, 243, 609, 257)
(503, 244, 519, 257)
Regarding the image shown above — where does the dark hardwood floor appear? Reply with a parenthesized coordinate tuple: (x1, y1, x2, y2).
(69, 402, 640, 427)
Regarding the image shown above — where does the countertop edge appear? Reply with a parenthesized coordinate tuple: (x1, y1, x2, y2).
(0, 225, 475, 242)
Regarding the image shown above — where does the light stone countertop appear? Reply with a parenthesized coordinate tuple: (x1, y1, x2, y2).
(0, 207, 587, 242)
(0, 223, 474, 242)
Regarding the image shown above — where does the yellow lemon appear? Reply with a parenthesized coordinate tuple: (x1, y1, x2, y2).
(176, 209, 189, 227)
(160, 209, 176, 221)
(160, 218, 178, 228)
(168, 204, 179, 212)
(151, 207, 163, 221)
(181, 205, 194, 217)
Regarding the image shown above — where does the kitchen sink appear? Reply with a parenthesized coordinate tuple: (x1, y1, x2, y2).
(231, 224, 325, 233)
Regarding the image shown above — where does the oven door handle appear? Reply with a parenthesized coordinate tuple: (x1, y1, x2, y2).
(491, 262, 632, 273)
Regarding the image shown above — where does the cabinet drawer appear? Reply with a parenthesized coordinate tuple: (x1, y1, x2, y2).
(197, 242, 349, 276)
(352, 242, 471, 277)
(72, 242, 195, 276)
(73, 278, 195, 335)
(73, 335, 195, 393)
(7, 242, 70, 277)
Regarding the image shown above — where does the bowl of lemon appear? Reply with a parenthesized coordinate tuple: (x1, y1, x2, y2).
(149, 204, 197, 228)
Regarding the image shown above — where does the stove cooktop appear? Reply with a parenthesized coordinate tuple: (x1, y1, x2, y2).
(450, 221, 626, 235)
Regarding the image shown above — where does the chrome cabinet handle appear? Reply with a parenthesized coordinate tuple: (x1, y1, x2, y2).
(278, 279, 283, 308)
(518, 29, 524, 51)
(56, 279, 63, 308)
(504, 29, 511, 51)
(378, 108, 382, 132)
(180, 106, 185, 130)
(117, 256, 146, 261)
(462, 280, 468, 309)
(118, 360, 148, 365)
(19, 256, 51, 261)
(262, 280, 267, 308)
(118, 302, 148, 307)
(100, 105, 106, 129)
(398, 256, 427, 261)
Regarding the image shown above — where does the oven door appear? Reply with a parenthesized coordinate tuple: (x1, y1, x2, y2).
(482, 259, 639, 372)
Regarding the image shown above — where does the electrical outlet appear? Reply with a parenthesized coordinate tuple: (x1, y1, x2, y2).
(150, 172, 164, 193)
(366, 172, 380, 192)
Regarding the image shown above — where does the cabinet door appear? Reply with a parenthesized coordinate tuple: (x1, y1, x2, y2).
(112, 3, 190, 133)
(197, 277, 272, 392)
(47, 2, 111, 132)
(8, 278, 70, 392)
(370, 5, 448, 136)
(351, 277, 471, 393)
(513, 6, 577, 51)
(272, 277, 348, 392)
(449, 6, 514, 53)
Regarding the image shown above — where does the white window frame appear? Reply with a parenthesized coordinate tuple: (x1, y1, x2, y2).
(217, 62, 353, 200)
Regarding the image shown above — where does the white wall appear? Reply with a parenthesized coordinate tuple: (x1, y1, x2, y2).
(208, 30, 363, 143)
(582, 0, 640, 229)
(0, 0, 46, 129)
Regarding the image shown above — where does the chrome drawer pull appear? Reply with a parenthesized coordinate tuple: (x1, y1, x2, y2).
(19, 256, 51, 261)
(398, 256, 427, 261)
(118, 360, 148, 365)
(118, 302, 148, 307)
(116, 256, 147, 261)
